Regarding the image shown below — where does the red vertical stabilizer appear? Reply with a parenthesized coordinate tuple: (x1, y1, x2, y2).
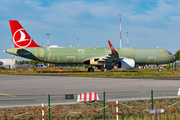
(9, 20, 41, 48)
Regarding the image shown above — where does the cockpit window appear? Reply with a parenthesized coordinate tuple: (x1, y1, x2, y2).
(169, 52, 172, 55)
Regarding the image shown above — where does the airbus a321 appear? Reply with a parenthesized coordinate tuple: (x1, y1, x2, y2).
(6, 20, 177, 72)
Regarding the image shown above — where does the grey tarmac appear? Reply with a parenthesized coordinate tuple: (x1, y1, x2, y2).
(0, 75, 179, 108)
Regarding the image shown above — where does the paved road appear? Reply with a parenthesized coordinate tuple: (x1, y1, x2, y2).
(0, 75, 179, 107)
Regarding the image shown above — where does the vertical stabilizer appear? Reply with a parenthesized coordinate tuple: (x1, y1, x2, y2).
(9, 20, 41, 48)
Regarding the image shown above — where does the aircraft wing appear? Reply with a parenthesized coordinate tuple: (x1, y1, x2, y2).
(97, 40, 119, 63)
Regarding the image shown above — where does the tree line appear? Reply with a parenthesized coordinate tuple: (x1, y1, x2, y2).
(175, 50, 180, 60)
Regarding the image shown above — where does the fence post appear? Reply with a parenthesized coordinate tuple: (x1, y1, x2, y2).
(116, 101, 118, 120)
(172, 63, 173, 69)
(103, 91, 105, 120)
(48, 94, 50, 120)
(42, 103, 44, 120)
(151, 90, 153, 110)
(151, 90, 158, 120)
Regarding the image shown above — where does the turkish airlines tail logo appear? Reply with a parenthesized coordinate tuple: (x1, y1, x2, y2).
(9, 20, 41, 48)
(16, 30, 29, 42)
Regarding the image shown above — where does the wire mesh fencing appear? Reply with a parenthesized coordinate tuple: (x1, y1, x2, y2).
(0, 90, 180, 119)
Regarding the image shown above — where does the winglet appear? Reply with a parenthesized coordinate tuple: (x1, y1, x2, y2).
(108, 40, 115, 51)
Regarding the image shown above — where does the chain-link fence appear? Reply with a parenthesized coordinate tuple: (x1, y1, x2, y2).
(0, 90, 180, 119)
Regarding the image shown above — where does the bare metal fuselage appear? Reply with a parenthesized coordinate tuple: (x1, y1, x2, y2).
(6, 47, 176, 65)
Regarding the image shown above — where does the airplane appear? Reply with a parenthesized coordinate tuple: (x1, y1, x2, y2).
(6, 20, 177, 72)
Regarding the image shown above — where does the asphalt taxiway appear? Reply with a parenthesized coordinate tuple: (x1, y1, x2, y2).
(0, 75, 179, 107)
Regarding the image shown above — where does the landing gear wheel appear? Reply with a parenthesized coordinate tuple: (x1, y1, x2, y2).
(88, 68, 94, 72)
(157, 65, 161, 72)
(91, 68, 94, 72)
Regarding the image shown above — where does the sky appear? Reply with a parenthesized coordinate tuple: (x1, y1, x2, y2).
(1, 0, 180, 60)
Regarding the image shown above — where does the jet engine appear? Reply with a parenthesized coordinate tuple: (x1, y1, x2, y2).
(116, 58, 135, 70)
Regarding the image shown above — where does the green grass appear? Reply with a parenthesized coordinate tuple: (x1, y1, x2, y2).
(1, 68, 180, 78)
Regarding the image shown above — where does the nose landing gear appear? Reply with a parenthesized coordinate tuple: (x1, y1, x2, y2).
(157, 65, 161, 72)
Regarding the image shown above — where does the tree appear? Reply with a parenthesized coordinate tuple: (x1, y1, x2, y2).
(21, 60, 25, 64)
(33, 61, 38, 66)
(29, 61, 33, 65)
(174, 50, 180, 60)
(25, 60, 29, 64)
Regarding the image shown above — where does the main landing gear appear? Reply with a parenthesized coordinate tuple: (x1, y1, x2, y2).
(88, 67, 94, 72)
(97, 65, 107, 72)
(102, 61, 107, 72)
(101, 68, 107, 72)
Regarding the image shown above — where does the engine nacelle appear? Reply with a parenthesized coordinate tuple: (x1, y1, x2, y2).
(116, 58, 135, 70)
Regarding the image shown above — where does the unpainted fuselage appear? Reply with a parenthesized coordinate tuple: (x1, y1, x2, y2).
(6, 47, 176, 65)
